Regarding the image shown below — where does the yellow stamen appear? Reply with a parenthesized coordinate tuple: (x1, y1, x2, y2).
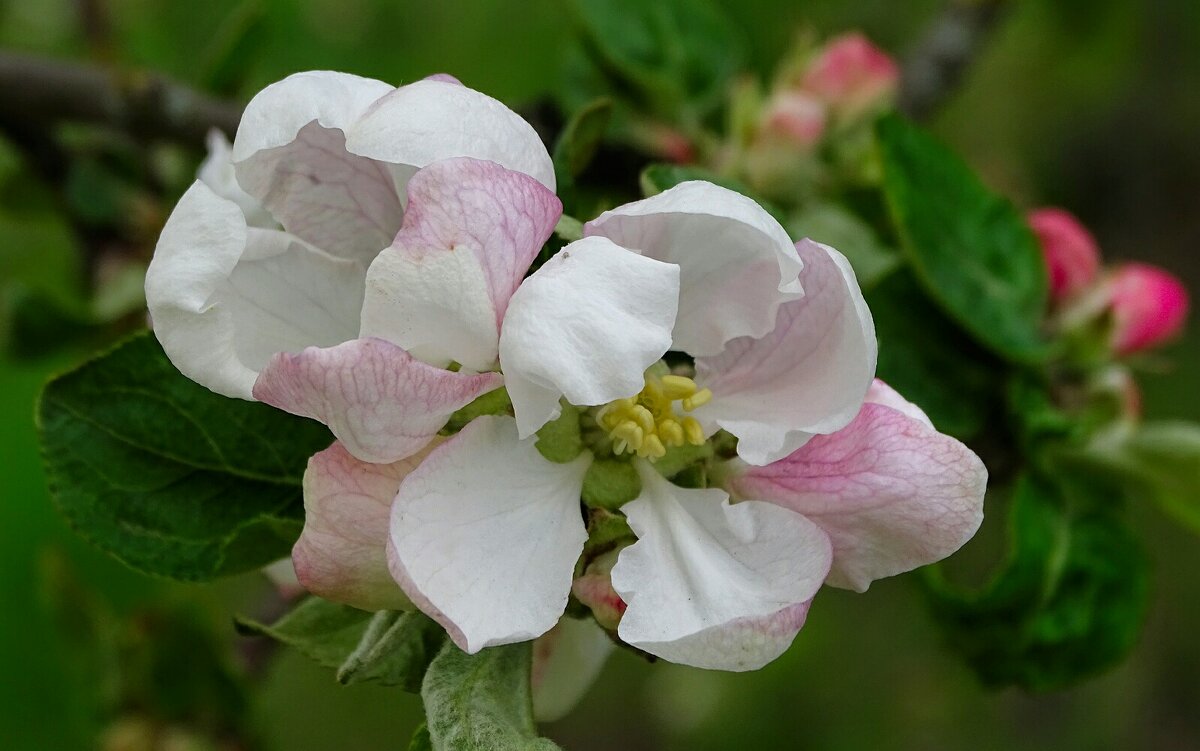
(681, 387, 712, 411)
(595, 371, 709, 461)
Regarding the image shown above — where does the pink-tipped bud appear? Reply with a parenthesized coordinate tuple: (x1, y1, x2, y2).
(571, 551, 625, 631)
(802, 32, 899, 117)
(762, 90, 827, 147)
(1028, 208, 1102, 301)
(1108, 263, 1190, 354)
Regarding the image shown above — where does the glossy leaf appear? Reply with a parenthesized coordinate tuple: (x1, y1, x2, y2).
(38, 332, 332, 580)
(877, 115, 1049, 362)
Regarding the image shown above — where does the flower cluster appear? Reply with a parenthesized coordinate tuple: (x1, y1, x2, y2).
(147, 71, 986, 699)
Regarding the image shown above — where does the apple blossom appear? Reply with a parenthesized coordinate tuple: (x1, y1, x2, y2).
(761, 89, 828, 148)
(1028, 207, 1101, 301)
(1108, 262, 1190, 354)
(800, 32, 899, 119)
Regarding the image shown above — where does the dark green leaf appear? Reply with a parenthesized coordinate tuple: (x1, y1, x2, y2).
(553, 98, 613, 185)
(199, 0, 268, 95)
(235, 597, 374, 669)
(877, 115, 1049, 362)
(924, 473, 1149, 690)
(865, 270, 999, 439)
(408, 724, 434, 751)
(568, 0, 745, 119)
(422, 642, 561, 751)
(337, 611, 446, 692)
(640, 163, 787, 225)
(38, 332, 333, 580)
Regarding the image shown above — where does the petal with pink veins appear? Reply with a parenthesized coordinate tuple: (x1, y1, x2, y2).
(292, 440, 443, 611)
(584, 181, 803, 357)
(610, 462, 832, 672)
(387, 416, 592, 653)
(694, 239, 876, 466)
(499, 236, 679, 438)
(252, 337, 502, 464)
(360, 158, 561, 371)
(726, 382, 987, 592)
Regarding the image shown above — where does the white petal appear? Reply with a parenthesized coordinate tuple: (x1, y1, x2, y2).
(611, 463, 832, 671)
(531, 618, 614, 722)
(694, 240, 877, 465)
(232, 71, 394, 162)
(585, 181, 803, 356)
(387, 416, 591, 653)
(197, 129, 272, 227)
(344, 79, 556, 191)
(499, 237, 679, 437)
(146, 181, 362, 399)
(360, 158, 560, 371)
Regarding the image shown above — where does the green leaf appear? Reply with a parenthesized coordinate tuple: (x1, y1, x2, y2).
(408, 724, 434, 751)
(337, 611, 446, 692)
(235, 597, 374, 669)
(864, 270, 1000, 439)
(567, 0, 745, 120)
(422, 642, 561, 751)
(1068, 421, 1200, 534)
(199, 0, 267, 95)
(640, 163, 787, 225)
(877, 115, 1049, 363)
(238, 598, 446, 693)
(923, 473, 1149, 690)
(788, 202, 900, 289)
(37, 332, 333, 580)
(581, 458, 640, 510)
(553, 98, 613, 186)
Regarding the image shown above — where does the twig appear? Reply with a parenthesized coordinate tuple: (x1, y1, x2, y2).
(0, 50, 242, 145)
(898, 0, 1012, 120)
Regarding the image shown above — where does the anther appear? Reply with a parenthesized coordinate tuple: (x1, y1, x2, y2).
(681, 387, 712, 411)
(660, 375, 699, 400)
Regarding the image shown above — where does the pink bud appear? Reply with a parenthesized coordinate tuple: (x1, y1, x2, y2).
(1108, 263, 1190, 354)
(762, 90, 827, 147)
(571, 552, 625, 630)
(802, 32, 899, 116)
(1028, 208, 1102, 300)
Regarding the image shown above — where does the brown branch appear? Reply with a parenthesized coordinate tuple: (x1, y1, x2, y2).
(898, 0, 1012, 121)
(0, 50, 242, 145)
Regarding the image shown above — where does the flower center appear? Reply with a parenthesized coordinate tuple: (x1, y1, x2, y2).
(595, 373, 711, 460)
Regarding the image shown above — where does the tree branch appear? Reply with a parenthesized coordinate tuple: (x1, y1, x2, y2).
(0, 50, 242, 145)
(898, 0, 1012, 121)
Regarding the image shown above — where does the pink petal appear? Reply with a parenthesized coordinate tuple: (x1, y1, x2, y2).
(1108, 262, 1190, 355)
(252, 337, 502, 464)
(292, 440, 441, 611)
(727, 385, 987, 592)
(1028, 208, 1101, 301)
(694, 239, 877, 466)
(360, 157, 561, 371)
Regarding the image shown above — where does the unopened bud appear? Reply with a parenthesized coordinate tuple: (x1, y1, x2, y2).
(801, 32, 898, 118)
(761, 90, 827, 147)
(1108, 263, 1189, 355)
(1028, 208, 1101, 301)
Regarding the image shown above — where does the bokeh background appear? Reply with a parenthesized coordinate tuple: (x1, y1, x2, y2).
(1, 1, 1197, 749)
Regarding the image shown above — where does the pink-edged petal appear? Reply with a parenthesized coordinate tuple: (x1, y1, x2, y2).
(345, 78, 556, 191)
(694, 239, 876, 466)
(499, 236, 679, 438)
(235, 121, 405, 264)
(292, 440, 442, 611)
(726, 392, 987, 592)
(387, 416, 591, 653)
(865, 378, 933, 427)
(252, 337, 502, 464)
(146, 181, 364, 400)
(531, 617, 614, 722)
(584, 181, 803, 356)
(610, 463, 832, 672)
(360, 158, 561, 371)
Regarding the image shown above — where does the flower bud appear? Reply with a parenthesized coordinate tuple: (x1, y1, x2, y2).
(761, 90, 827, 147)
(801, 32, 899, 118)
(1108, 263, 1189, 354)
(1028, 208, 1101, 300)
(571, 550, 626, 631)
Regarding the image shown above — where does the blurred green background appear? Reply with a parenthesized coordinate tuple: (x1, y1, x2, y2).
(1, 1, 1197, 749)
